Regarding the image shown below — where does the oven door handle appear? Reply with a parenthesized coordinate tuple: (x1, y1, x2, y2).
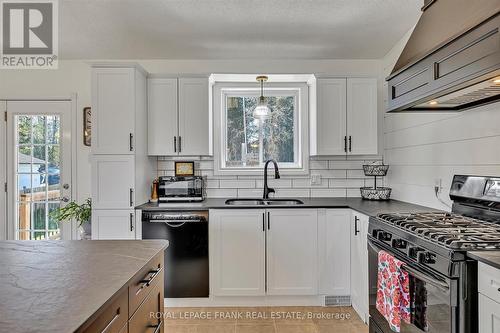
(401, 265, 450, 292)
(368, 239, 450, 292)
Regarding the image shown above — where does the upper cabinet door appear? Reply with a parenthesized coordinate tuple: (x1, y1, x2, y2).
(316, 79, 347, 155)
(147, 78, 178, 155)
(346, 78, 378, 155)
(267, 209, 318, 295)
(178, 78, 209, 156)
(92, 68, 136, 154)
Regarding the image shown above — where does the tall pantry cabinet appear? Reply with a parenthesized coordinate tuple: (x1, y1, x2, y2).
(91, 65, 154, 239)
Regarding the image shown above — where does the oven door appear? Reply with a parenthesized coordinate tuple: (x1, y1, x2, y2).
(368, 237, 458, 333)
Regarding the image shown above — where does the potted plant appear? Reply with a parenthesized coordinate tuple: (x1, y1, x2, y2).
(50, 198, 92, 239)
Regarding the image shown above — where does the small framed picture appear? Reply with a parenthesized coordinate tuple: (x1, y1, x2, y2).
(175, 161, 195, 176)
(83, 107, 91, 146)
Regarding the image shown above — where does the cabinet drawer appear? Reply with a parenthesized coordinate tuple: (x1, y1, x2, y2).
(78, 288, 128, 333)
(478, 262, 500, 304)
(129, 252, 164, 316)
(129, 277, 164, 333)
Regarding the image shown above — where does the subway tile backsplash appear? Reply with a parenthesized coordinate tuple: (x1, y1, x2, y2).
(156, 156, 384, 198)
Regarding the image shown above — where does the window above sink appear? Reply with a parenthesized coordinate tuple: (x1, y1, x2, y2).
(211, 74, 314, 176)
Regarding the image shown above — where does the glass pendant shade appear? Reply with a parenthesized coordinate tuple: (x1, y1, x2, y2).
(253, 75, 270, 121)
(253, 96, 270, 120)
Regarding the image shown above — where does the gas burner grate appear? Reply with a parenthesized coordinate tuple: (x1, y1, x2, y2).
(377, 212, 500, 250)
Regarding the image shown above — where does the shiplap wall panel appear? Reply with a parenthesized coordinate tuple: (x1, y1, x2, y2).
(384, 103, 500, 210)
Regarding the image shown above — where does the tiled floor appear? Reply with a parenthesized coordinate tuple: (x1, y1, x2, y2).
(164, 306, 368, 333)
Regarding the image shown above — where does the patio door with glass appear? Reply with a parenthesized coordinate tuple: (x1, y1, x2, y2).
(6, 101, 72, 240)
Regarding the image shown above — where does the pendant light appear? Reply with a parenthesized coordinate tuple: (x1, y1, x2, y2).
(253, 75, 271, 120)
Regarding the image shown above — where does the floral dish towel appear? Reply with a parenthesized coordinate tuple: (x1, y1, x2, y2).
(376, 250, 410, 332)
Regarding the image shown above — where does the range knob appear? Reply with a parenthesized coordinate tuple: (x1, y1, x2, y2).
(378, 231, 392, 242)
(372, 229, 383, 238)
(409, 247, 424, 259)
(418, 252, 436, 264)
(391, 239, 407, 249)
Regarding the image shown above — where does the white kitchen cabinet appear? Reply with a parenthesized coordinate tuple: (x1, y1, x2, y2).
(91, 155, 135, 210)
(313, 77, 377, 156)
(350, 211, 369, 323)
(479, 262, 500, 333)
(147, 78, 178, 155)
(92, 68, 136, 155)
(267, 209, 318, 295)
(209, 209, 266, 296)
(91, 209, 136, 240)
(318, 209, 351, 296)
(91, 64, 155, 240)
(147, 77, 209, 156)
(178, 78, 210, 155)
(479, 294, 500, 333)
(316, 79, 347, 155)
(347, 78, 378, 155)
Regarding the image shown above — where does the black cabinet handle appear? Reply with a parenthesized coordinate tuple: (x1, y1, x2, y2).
(262, 213, 265, 232)
(139, 268, 162, 287)
(129, 188, 134, 207)
(130, 213, 134, 232)
(344, 136, 347, 153)
(267, 212, 270, 230)
(129, 133, 134, 151)
(174, 136, 177, 153)
(178, 136, 182, 153)
(349, 136, 352, 152)
(354, 215, 360, 235)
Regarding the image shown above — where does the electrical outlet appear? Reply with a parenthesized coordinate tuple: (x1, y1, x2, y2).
(311, 174, 321, 185)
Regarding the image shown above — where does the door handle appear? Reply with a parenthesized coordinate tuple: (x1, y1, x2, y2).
(354, 216, 360, 235)
(267, 212, 270, 230)
(129, 188, 134, 207)
(130, 213, 134, 232)
(344, 136, 347, 153)
(262, 213, 265, 232)
(129, 133, 134, 151)
(178, 136, 182, 153)
(349, 136, 352, 152)
(174, 136, 177, 153)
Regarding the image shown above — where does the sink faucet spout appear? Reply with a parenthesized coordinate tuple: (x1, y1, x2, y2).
(263, 159, 280, 199)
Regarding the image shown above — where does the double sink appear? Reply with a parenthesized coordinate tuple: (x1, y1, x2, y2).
(225, 198, 304, 206)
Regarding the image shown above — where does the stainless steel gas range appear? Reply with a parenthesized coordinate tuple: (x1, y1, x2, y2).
(368, 175, 500, 333)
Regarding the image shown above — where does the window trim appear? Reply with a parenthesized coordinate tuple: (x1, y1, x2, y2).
(213, 82, 309, 176)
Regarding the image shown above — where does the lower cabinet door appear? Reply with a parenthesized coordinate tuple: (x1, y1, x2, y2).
(129, 278, 164, 333)
(350, 211, 369, 323)
(267, 209, 318, 295)
(209, 209, 266, 296)
(92, 210, 136, 240)
(318, 209, 351, 295)
(479, 293, 500, 333)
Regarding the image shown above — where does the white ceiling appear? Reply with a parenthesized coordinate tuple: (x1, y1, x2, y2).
(60, 0, 422, 60)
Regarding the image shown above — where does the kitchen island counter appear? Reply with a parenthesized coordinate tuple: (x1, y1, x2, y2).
(0, 240, 168, 333)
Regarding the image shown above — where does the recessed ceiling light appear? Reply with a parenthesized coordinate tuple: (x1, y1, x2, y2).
(493, 78, 500, 84)
(429, 100, 438, 105)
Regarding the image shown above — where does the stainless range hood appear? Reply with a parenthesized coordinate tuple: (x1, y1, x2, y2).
(386, 0, 500, 112)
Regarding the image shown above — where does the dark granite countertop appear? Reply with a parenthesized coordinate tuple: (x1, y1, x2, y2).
(467, 251, 500, 270)
(0, 240, 168, 333)
(136, 197, 439, 216)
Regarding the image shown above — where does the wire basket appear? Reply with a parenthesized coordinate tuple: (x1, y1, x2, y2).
(360, 187, 392, 200)
(363, 164, 389, 176)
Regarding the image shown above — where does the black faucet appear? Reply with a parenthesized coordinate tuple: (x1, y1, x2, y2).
(263, 159, 281, 199)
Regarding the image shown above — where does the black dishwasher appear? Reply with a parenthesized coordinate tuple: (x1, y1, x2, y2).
(142, 210, 209, 298)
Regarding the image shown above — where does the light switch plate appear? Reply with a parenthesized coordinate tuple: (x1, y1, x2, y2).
(311, 174, 321, 185)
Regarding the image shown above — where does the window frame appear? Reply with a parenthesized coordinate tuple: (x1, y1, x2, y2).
(213, 82, 309, 176)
